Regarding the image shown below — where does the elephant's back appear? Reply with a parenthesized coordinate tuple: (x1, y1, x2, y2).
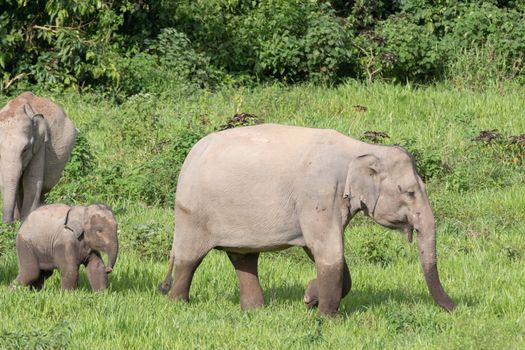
(174, 124, 340, 213)
(178, 124, 314, 187)
(19, 204, 71, 241)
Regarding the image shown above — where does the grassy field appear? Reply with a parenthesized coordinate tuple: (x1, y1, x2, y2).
(0, 82, 524, 349)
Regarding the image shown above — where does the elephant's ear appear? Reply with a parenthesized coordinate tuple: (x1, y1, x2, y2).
(65, 206, 87, 240)
(23, 103, 48, 143)
(344, 154, 382, 217)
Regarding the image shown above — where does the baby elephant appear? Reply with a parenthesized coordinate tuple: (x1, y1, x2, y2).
(12, 204, 118, 291)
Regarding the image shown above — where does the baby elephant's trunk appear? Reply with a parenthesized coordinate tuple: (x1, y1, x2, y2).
(158, 253, 175, 294)
(105, 241, 118, 273)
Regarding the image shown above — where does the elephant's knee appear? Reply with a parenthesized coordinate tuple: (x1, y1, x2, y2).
(16, 269, 41, 286)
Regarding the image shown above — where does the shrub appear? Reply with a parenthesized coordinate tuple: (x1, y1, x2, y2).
(443, 3, 525, 87)
(148, 28, 223, 89)
(125, 222, 172, 260)
(356, 233, 404, 266)
(131, 125, 207, 206)
(46, 128, 96, 204)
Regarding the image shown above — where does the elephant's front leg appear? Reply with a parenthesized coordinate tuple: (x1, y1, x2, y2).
(85, 253, 109, 292)
(59, 267, 79, 290)
(227, 252, 264, 310)
(301, 211, 346, 315)
(303, 246, 352, 309)
(57, 242, 80, 290)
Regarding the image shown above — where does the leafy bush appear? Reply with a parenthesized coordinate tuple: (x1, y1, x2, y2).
(3, 0, 525, 90)
(131, 125, 207, 206)
(356, 234, 404, 266)
(113, 53, 166, 97)
(125, 222, 172, 260)
(0, 0, 128, 92)
(149, 28, 222, 89)
(46, 128, 96, 203)
(443, 3, 525, 87)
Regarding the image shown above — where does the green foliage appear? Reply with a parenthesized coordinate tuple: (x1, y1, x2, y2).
(125, 222, 172, 260)
(46, 128, 95, 203)
(63, 129, 95, 179)
(356, 233, 405, 266)
(398, 139, 446, 181)
(0, 0, 130, 92)
(150, 28, 222, 89)
(0, 222, 18, 257)
(0, 320, 72, 350)
(2, 1, 525, 91)
(247, 1, 349, 82)
(133, 124, 207, 206)
(0, 83, 524, 348)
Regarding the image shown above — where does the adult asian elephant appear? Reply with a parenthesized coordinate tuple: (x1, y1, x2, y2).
(0, 92, 76, 223)
(159, 124, 455, 315)
(12, 203, 118, 291)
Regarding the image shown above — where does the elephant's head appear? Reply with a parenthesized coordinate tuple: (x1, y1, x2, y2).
(345, 147, 455, 311)
(0, 101, 48, 223)
(65, 205, 119, 273)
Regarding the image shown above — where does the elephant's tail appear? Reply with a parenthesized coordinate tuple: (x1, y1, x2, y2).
(158, 252, 175, 295)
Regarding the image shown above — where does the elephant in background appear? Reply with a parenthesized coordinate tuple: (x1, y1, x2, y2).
(12, 204, 118, 291)
(160, 124, 455, 315)
(0, 92, 76, 223)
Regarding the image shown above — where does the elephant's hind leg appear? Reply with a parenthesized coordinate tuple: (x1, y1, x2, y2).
(31, 270, 53, 290)
(227, 252, 264, 310)
(14, 237, 42, 288)
(169, 249, 210, 302)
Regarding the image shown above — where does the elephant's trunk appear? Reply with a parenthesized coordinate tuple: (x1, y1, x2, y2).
(416, 208, 456, 311)
(2, 163, 22, 223)
(105, 241, 118, 273)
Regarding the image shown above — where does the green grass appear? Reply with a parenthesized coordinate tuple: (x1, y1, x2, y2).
(0, 82, 524, 349)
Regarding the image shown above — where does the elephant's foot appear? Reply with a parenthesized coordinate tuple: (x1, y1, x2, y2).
(168, 261, 203, 302)
(158, 281, 171, 295)
(303, 279, 319, 309)
(240, 291, 264, 310)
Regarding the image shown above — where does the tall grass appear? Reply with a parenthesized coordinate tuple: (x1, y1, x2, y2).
(0, 82, 524, 349)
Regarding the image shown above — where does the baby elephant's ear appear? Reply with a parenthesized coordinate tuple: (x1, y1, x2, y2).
(65, 206, 87, 239)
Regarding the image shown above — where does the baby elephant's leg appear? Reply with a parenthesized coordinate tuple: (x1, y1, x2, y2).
(30, 270, 54, 290)
(14, 237, 42, 288)
(85, 253, 108, 292)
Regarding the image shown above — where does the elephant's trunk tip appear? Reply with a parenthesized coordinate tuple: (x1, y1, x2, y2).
(436, 293, 456, 312)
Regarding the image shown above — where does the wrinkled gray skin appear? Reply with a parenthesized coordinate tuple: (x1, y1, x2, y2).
(0, 92, 76, 223)
(13, 204, 118, 291)
(160, 124, 455, 315)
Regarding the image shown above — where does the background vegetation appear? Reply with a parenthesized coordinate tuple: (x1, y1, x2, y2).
(0, 0, 524, 349)
(0, 83, 524, 348)
(2, 0, 525, 95)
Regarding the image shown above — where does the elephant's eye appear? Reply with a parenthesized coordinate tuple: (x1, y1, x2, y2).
(406, 191, 415, 199)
